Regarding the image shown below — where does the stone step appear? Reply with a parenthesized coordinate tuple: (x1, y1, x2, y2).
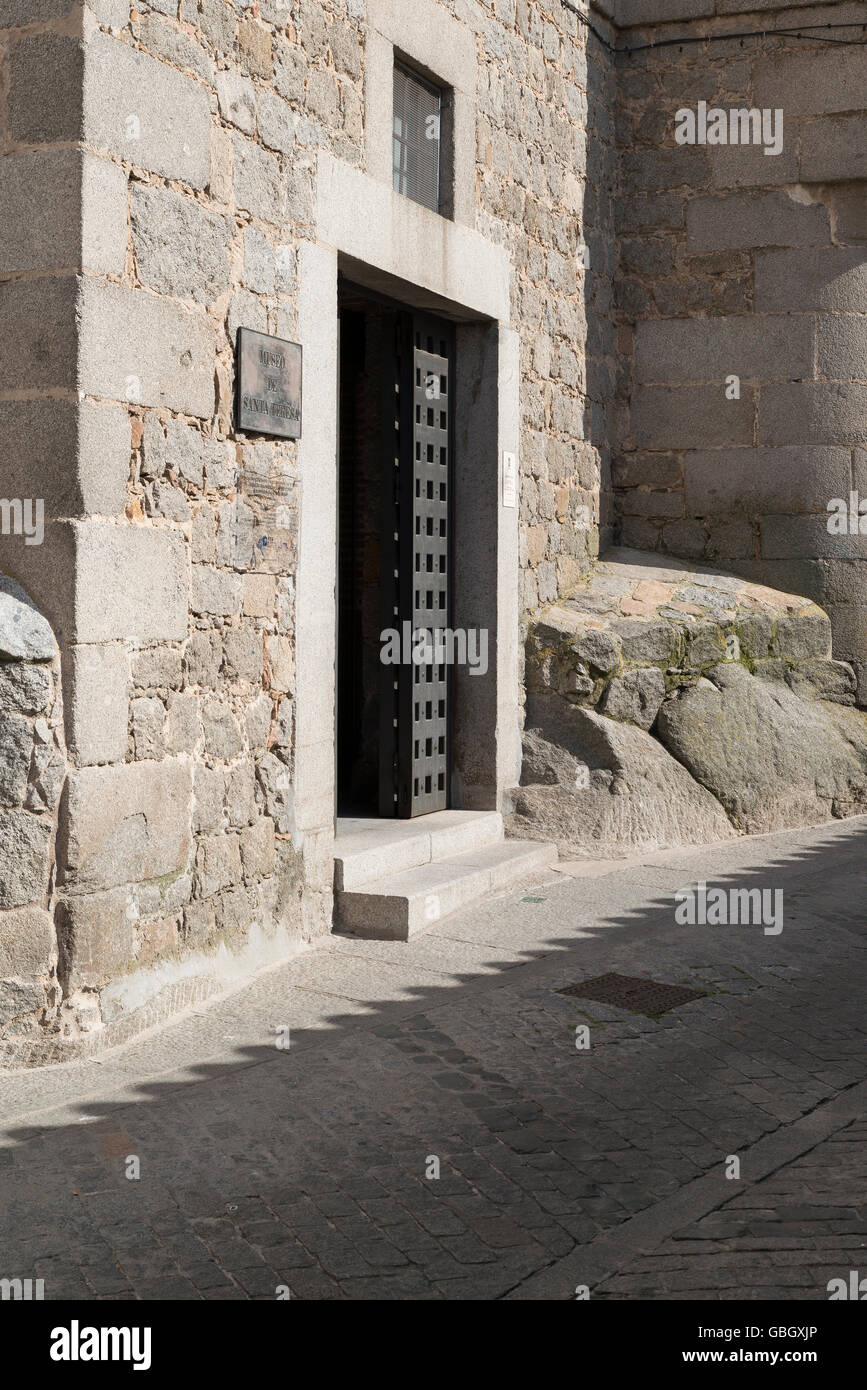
(334, 809, 504, 892)
(336, 838, 557, 940)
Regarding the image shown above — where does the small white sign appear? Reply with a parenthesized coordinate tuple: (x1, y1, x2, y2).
(502, 451, 517, 509)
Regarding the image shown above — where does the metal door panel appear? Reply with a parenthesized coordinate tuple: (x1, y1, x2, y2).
(379, 310, 453, 818)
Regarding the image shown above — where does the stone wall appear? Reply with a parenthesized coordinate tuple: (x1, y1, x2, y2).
(0, 579, 65, 1052)
(476, 1, 616, 610)
(0, 0, 609, 1051)
(610, 2, 867, 696)
(2, 0, 863, 1052)
(0, 0, 320, 1051)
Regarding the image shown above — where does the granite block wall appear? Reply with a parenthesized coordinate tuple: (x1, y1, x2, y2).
(611, 1, 867, 696)
(0, 0, 606, 1051)
(1, 0, 863, 1053)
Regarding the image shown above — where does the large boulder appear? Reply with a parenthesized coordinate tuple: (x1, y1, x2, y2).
(508, 696, 735, 857)
(656, 663, 867, 833)
(516, 549, 867, 853)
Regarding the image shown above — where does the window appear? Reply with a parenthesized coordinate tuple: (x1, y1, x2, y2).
(393, 61, 443, 214)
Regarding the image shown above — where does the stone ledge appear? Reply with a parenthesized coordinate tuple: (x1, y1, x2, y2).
(315, 154, 511, 324)
(0, 917, 311, 1069)
(527, 546, 840, 722)
(0, 969, 218, 1069)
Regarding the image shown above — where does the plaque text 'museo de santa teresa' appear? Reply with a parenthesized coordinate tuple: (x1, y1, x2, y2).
(236, 328, 303, 440)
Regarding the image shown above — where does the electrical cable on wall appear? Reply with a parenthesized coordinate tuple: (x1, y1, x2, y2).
(560, 0, 867, 54)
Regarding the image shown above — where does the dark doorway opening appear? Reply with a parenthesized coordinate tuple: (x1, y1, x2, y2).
(337, 286, 386, 816)
(337, 281, 455, 819)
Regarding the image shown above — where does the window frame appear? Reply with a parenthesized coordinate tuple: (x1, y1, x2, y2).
(392, 58, 449, 216)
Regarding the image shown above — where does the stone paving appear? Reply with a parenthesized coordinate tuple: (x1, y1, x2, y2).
(0, 816, 865, 1300)
(592, 1121, 867, 1301)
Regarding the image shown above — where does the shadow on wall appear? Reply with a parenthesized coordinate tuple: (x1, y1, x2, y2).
(514, 6, 617, 618)
(582, 18, 618, 565)
(609, 21, 867, 691)
(0, 574, 67, 1054)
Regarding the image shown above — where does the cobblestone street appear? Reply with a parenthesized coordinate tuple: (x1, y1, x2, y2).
(1, 817, 865, 1301)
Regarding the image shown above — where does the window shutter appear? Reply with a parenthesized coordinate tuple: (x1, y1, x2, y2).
(393, 62, 442, 214)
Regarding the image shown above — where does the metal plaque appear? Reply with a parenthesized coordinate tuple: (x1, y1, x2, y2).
(236, 328, 302, 440)
(502, 450, 517, 508)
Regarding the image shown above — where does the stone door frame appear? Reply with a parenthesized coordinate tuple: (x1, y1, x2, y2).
(293, 152, 520, 924)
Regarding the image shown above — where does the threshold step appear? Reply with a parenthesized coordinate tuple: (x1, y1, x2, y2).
(334, 809, 504, 892)
(336, 838, 557, 940)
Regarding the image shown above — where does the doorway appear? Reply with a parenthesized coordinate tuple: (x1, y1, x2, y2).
(337, 281, 455, 819)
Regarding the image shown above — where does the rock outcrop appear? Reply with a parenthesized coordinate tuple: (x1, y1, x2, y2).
(512, 696, 735, 858)
(510, 550, 867, 855)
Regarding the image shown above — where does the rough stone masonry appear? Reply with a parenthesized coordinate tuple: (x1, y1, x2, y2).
(0, 0, 863, 1061)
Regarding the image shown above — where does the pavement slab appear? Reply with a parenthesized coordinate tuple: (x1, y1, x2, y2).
(0, 816, 865, 1300)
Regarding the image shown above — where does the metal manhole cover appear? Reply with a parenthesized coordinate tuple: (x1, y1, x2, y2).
(557, 972, 707, 1015)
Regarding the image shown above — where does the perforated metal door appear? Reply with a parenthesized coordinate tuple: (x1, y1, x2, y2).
(379, 310, 453, 818)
